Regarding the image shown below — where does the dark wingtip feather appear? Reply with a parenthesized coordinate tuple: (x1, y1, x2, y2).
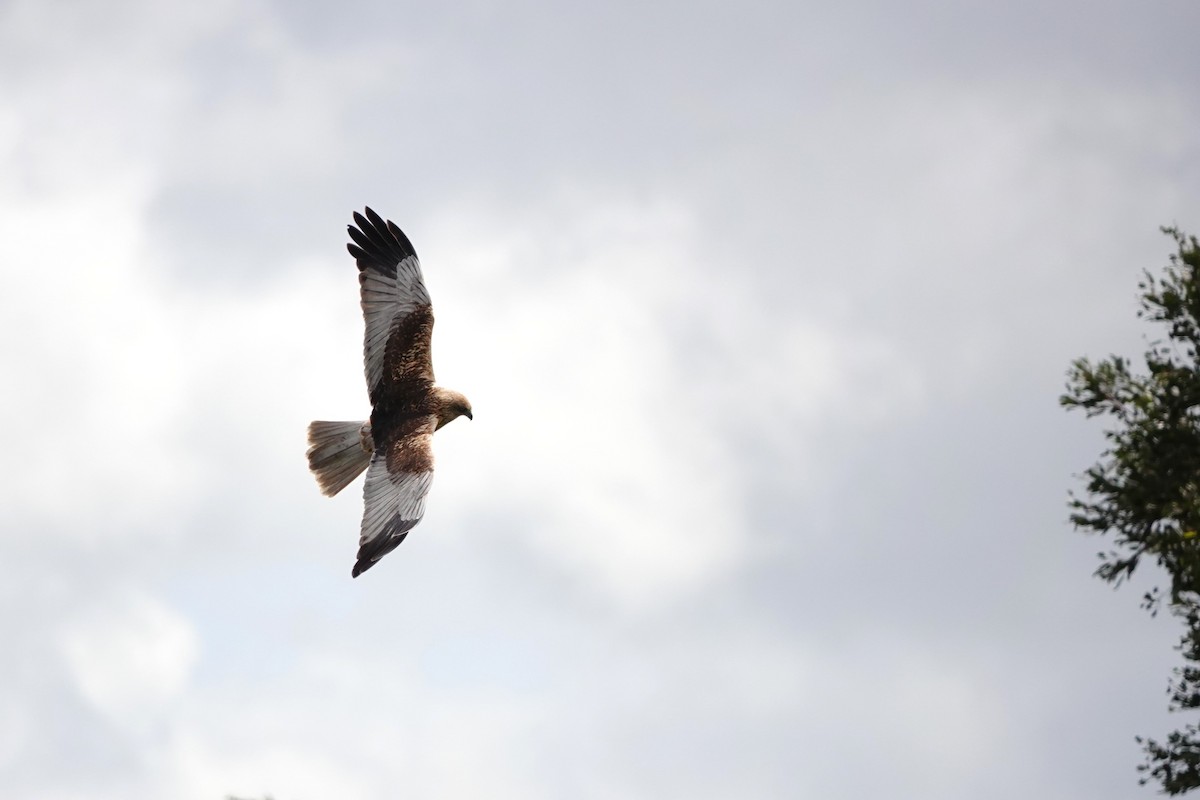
(346, 207, 417, 274)
(347, 223, 375, 252)
(350, 527, 411, 579)
(364, 207, 387, 230)
(386, 220, 418, 259)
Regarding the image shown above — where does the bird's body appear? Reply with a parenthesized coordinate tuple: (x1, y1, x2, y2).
(306, 208, 471, 577)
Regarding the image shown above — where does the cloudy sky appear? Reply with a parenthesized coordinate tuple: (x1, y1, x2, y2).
(2, 0, 1199, 797)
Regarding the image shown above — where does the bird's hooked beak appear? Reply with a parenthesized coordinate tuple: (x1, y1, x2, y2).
(465, 409, 473, 421)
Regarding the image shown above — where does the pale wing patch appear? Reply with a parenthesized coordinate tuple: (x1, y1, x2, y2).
(349, 209, 433, 398)
(359, 255, 431, 394)
(354, 456, 434, 577)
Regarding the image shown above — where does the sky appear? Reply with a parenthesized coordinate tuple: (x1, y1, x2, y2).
(1, 0, 1199, 798)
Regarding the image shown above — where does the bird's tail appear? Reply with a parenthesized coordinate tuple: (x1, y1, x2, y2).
(306, 420, 373, 497)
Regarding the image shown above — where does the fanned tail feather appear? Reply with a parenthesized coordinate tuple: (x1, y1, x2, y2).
(306, 421, 372, 496)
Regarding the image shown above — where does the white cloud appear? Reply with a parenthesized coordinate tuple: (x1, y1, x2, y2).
(0, 178, 206, 542)
(417, 194, 925, 609)
(58, 589, 198, 731)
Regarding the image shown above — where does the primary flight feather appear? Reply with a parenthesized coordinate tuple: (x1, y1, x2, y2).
(306, 208, 472, 578)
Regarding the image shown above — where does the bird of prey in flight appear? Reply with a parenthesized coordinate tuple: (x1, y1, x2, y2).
(306, 208, 472, 577)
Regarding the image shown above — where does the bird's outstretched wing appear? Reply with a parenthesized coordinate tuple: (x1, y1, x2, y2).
(347, 207, 434, 405)
(353, 414, 437, 578)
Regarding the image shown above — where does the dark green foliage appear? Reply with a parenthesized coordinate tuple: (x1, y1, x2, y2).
(1063, 227, 1200, 794)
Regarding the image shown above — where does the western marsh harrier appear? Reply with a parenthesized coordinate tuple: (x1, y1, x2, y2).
(306, 208, 472, 577)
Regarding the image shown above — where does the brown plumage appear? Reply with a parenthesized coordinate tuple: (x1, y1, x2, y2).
(306, 208, 472, 578)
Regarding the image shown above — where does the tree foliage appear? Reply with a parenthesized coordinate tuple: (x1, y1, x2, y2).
(1062, 227, 1200, 794)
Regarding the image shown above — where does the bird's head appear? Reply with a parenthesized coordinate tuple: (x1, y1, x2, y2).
(434, 388, 473, 429)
